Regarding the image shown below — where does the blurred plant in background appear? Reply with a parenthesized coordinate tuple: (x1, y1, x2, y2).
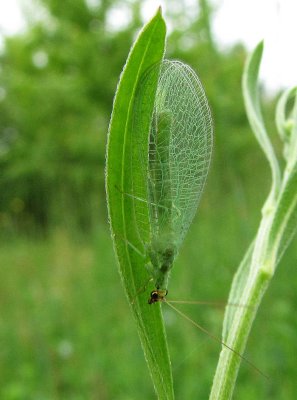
(0, 0, 138, 234)
(0, 0, 266, 236)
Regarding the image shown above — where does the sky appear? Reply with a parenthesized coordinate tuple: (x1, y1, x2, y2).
(0, 0, 25, 36)
(0, 0, 296, 93)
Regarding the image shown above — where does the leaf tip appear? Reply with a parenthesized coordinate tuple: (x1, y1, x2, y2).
(155, 5, 163, 18)
(256, 40, 264, 55)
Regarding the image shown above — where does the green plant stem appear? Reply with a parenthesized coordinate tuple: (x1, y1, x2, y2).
(211, 156, 297, 399)
(210, 269, 271, 399)
(210, 197, 276, 399)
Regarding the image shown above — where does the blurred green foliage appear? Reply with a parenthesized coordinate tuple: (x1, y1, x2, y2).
(0, 0, 139, 234)
(0, 0, 268, 236)
(0, 0, 296, 399)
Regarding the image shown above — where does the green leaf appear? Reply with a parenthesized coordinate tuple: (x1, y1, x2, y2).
(275, 86, 297, 161)
(242, 41, 281, 198)
(106, 9, 174, 400)
(286, 89, 297, 169)
(267, 163, 297, 267)
(267, 89, 297, 267)
(275, 87, 296, 142)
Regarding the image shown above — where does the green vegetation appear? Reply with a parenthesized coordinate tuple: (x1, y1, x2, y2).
(211, 42, 297, 399)
(0, 0, 296, 399)
(1, 219, 296, 398)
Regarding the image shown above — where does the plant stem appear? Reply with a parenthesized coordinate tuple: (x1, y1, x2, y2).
(210, 41, 297, 400)
(210, 197, 276, 399)
(210, 267, 271, 399)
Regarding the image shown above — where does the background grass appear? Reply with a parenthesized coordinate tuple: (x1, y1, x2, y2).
(0, 173, 296, 399)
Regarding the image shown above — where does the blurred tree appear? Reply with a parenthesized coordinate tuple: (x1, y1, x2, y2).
(0, 0, 139, 234)
(0, 0, 275, 235)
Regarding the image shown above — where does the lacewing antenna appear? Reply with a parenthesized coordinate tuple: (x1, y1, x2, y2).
(165, 300, 269, 379)
(167, 299, 253, 309)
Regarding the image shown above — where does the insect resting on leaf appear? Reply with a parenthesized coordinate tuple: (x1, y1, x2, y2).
(132, 60, 213, 304)
(115, 59, 267, 378)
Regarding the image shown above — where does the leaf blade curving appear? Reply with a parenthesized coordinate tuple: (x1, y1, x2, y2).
(106, 9, 174, 400)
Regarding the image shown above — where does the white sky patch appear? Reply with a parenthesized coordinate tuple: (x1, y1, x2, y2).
(212, 0, 297, 92)
(0, 0, 26, 35)
(140, 0, 297, 93)
(105, 3, 132, 33)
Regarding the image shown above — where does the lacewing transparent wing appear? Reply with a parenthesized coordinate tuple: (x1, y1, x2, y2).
(128, 63, 267, 378)
(132, 60, 213, 294)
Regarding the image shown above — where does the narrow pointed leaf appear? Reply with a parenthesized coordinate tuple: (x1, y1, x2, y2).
(106, 9, 174, 399)
(242, 41, 281, 195)
(275, 87, 296, 142)
(268, 164, 297, 266)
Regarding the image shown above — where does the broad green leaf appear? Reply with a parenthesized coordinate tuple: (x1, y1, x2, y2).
(105, 9, 174, 400)
(242, 41, 281, 197)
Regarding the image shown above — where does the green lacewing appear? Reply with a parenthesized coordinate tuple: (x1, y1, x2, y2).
(125, 60, 267, 378)
(121, 59, 267, 378)
(132, 60, 213, 303)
